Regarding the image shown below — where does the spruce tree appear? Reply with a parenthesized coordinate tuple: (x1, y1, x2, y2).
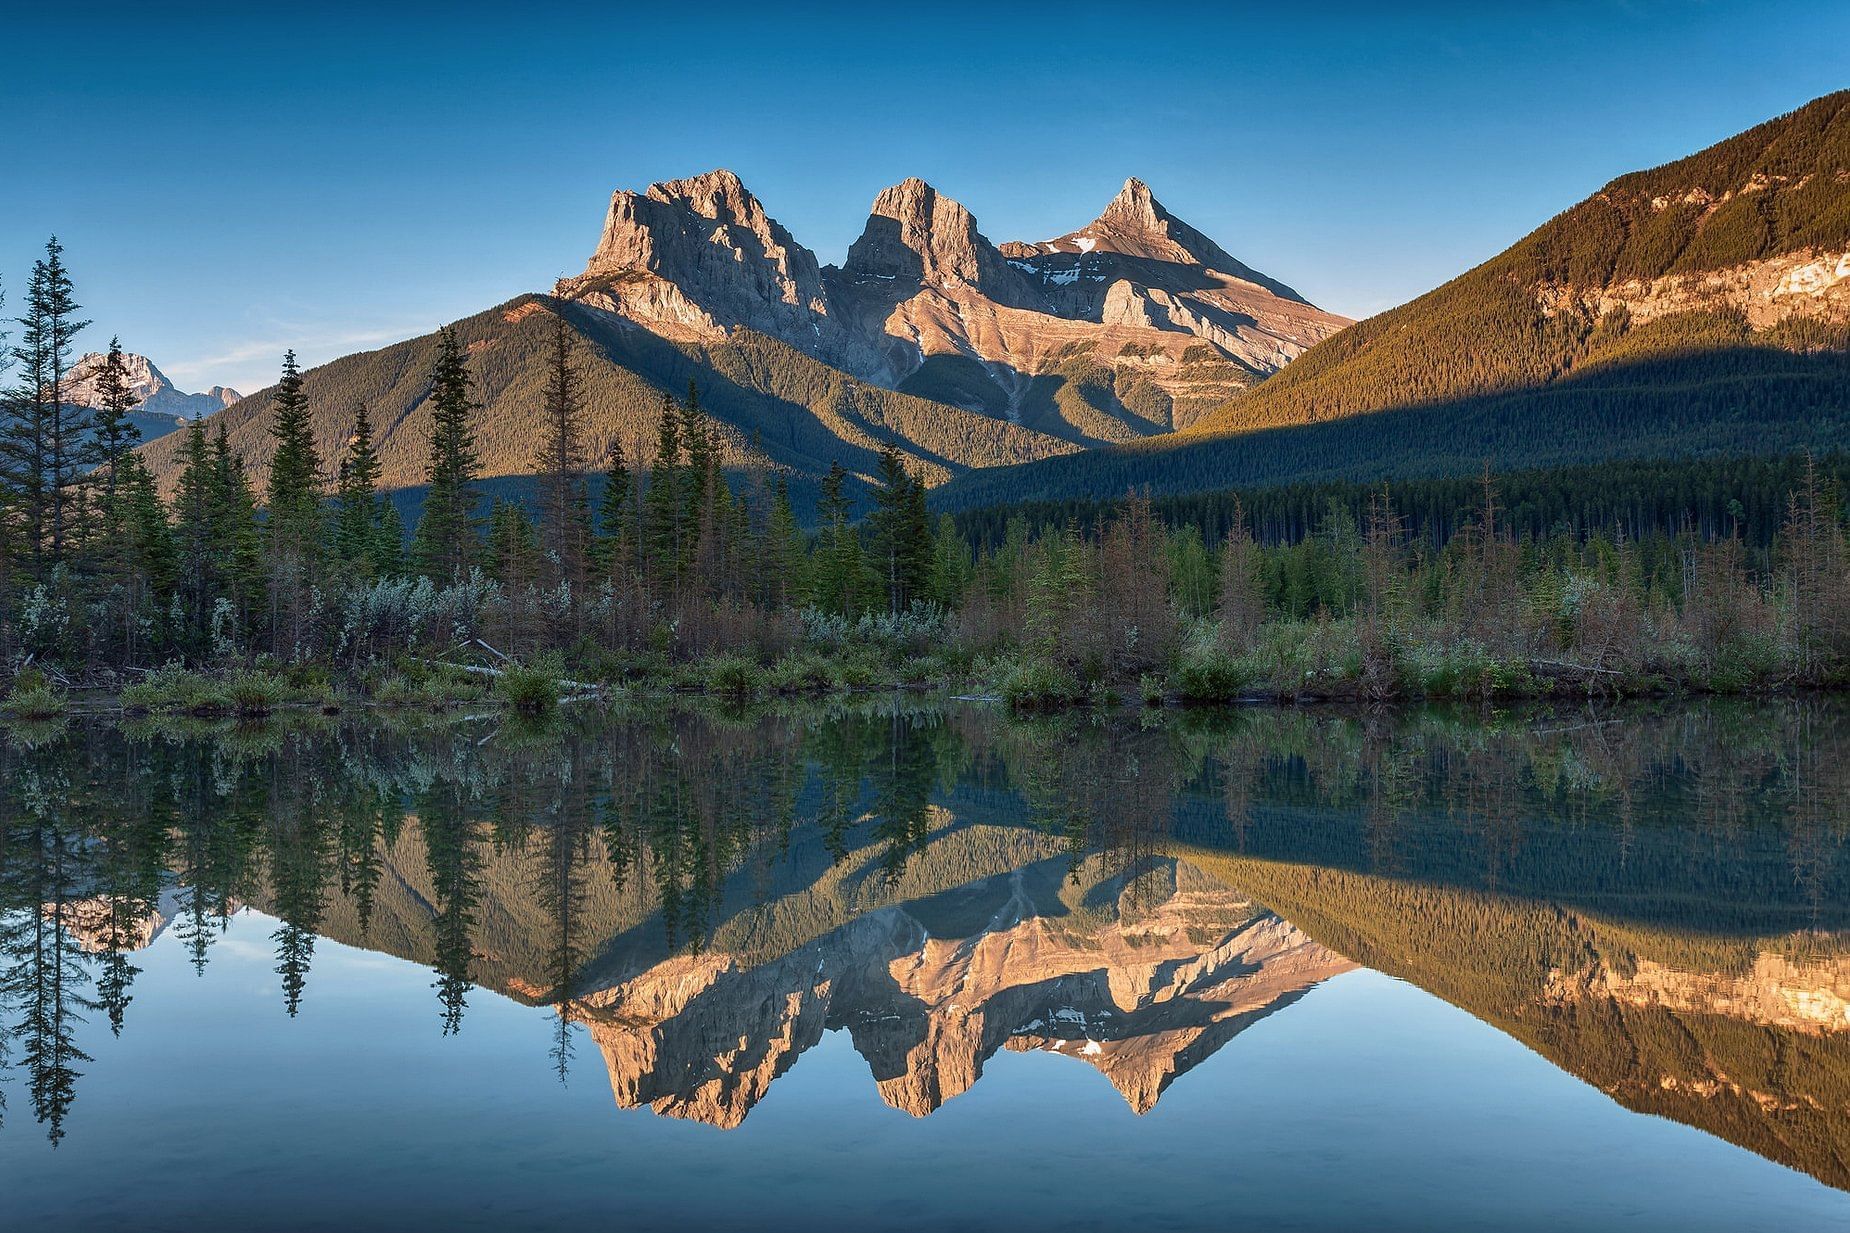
(867, 445, 931, 613)
(597, 438, 633, 578)
(534, 311, 591, 595)
(264, 350, 324, 560)
(814, 461, 868, 616)
(171, 422, 217, 640)
(213, 424, 265, 639)
(411, 327, 482, 582)
(334, 401, 388, 579)
(642, 394, 683, 588)
(89, 336, 142, 517)
(263, 350, 324, 652)
(2, 238, 91, 572)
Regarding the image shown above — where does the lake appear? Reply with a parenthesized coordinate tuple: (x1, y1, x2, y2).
(0, 700, 1846, 1231)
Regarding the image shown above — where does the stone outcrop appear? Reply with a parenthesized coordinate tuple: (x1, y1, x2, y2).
(1537, 248, 1850, 330)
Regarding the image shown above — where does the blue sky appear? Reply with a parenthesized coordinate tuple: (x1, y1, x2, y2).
(3, 1, 1846, 395)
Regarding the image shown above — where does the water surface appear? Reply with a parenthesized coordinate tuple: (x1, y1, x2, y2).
(1, 701, 1846, 1231)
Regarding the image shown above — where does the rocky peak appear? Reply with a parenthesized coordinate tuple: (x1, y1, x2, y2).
(839, 178, 1043, 309)
(62, 350, 242, 419)
(566, 168, 840, 352)
(1019, 177, 1311, 304)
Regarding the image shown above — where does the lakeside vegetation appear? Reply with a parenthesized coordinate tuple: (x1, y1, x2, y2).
(2, 238, 1849, 715)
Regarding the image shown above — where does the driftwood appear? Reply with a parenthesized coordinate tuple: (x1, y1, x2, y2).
(1529, 658, 1623, 677)
(411, 657, 602, 695)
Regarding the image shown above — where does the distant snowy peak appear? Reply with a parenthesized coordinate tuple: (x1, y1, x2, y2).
(62, 351, 242, 421)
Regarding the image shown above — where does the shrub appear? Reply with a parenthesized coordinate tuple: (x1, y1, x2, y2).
(4, 669, 67, 720)
(703, 653, 765, 699)
(1170, 650, 1257, 704)
(227, 670, 285, 716)
(121, 664, 233, 715)
(999, 657, 1083, 711)
(497, 655, 562, 712)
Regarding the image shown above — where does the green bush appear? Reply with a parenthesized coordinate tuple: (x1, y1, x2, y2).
(497, 656, 563, 712)
(999, 657, 1083, 711)
(703, 653, 765, 698)
(1170, 650, 1258, 704)
(4, 669, 67, 720)
(227, 670, 286, 716)
(121, 664, 233, 715)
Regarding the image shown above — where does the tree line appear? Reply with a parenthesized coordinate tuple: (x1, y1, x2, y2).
(2, 237, 1848, 703)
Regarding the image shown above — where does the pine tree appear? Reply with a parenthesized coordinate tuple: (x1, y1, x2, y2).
(261, 350, 324, 652)
(867, 445, 931, 613)
(642, 393, 683, 589)
(534, 311, 591, 596)
(485, 499, 541, 656)
(264, 350, 324, 559)
(213, 424, 265, 639)
(172, 422, 219, 643)
(334, 401, 388, 579)
(767, 476, 808, 608)
(597, 438, 633, 579)
(813, 461, 868, 616)
(2, 238, 91, 573)
(411, 326, 482, 582)
(89, 336, 141, 519)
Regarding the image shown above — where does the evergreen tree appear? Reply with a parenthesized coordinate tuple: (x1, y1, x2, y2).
(88, 336, 142, 517)
(867, 445, 932, 613)
(212, 424, 265, 639)
(597, 438, 633, 578)
(264, 350, 324, 561)
(534, 311, 591, 596)
(2, 238, 91, 573)
(813, 461, 868, 615)
(171, 422, 218, 640)
(642, 393, 683, 588)
(333, 401, 389, 579)
(767, 476, 808, 608)
(411, 326, 482, 582)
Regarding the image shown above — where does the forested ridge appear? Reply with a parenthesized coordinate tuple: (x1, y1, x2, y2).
(934, 91, 1850, 510)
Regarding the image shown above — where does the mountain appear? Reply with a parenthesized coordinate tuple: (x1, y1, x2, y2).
(140, 170, 1339, 512)
(933, 91, 1850, 512)
(62, 350, 242, 443)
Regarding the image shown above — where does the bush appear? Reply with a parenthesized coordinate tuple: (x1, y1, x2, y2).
(999, 657, 1083, 711)
(1170, 650, 1258, 704)
(703, 653, 765, 698)
(497, 656, 562, 712)
(227, 670, 285, 716)
(121, 664, 233, 715)
(4, 669, 67, 720)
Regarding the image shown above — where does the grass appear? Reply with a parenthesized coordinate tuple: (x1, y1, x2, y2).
(3, 669, 68, 720)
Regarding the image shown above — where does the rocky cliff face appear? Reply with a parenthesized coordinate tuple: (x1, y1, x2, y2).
(556, 170, 1349, 440)
(570, 857, 1355, 1128)
(62, 351, 242, 421)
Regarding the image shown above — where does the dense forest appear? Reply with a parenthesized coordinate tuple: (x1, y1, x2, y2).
(2, 235, 1849, 717)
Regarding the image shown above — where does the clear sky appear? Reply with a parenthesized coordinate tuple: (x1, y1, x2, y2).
(3, 0, 1846, 396)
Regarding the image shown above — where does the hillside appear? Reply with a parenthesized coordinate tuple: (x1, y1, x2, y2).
(143, 169, 1341, 513)
(138, 294, 1081, 515)
(934, 91, 1850, 511)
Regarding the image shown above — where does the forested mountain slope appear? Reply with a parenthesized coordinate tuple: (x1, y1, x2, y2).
(935, 91, 1850, 510)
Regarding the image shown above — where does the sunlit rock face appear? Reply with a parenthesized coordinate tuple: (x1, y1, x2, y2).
(62, 351, 241, 420)
(571, 858, 1356, 1128)
(556, 170, 1348, 435)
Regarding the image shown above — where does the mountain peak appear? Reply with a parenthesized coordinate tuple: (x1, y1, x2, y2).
(841, 178, 1040, 306)
(62, 350, 241, 419)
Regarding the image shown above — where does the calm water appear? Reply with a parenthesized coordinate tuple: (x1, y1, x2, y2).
(1, 700, 1847, 1231)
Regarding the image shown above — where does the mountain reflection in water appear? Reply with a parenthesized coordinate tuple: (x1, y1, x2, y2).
(1, 700, 1846, 1193)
